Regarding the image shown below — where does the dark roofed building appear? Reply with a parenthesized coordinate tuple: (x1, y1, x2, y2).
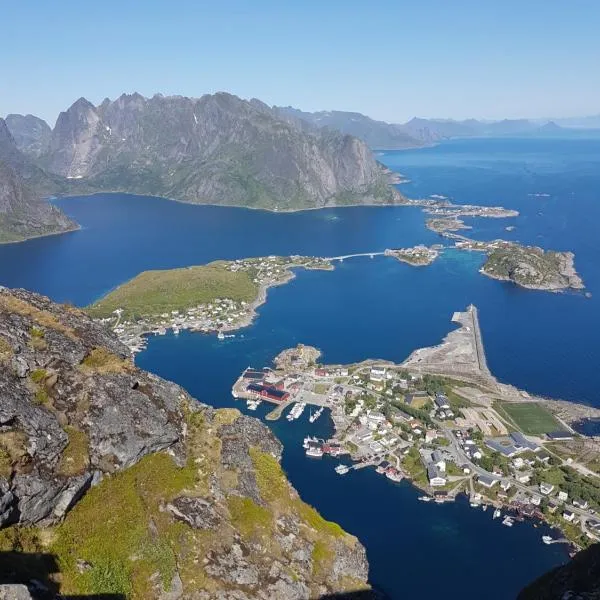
(510, 431, 540, 451)
(547, 430, 574, 441)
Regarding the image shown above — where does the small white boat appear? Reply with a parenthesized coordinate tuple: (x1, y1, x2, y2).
(335, 464, 350, 475)
(173, 327, 180, 335)
(542, 535, 553, 545)
(217, 331, 225, 340)
(482, 504, 488, 512)
(493, 508, 502, 519)
(418, 496, 432, 502)
(470, 502, 480, 508)
(309, 406, 324, 423)
(502, 516, 514, 527)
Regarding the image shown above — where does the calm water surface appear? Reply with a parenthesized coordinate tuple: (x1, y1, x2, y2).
(2, 136, 599, 598)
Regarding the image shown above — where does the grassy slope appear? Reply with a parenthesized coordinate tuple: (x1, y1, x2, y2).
(0, 409, 363, 599)
(87, 261, 258, 320)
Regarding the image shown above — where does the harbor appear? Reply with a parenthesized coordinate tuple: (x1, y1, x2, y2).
(229, 307, 600, 552)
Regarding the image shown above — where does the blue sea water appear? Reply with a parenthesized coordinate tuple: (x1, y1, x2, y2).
(2, 136, 600, 597)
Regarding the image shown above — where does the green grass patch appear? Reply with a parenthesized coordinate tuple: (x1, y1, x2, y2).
(228, 495, 273, 538)
(249, 447, 289, 503)
(296, 502, 345, 538)
(498, 402, 562, 435)
(52, 452, 196, 597)
(30, 369, 48, 384)
(58, 427, 90, 476)
(312, 540, 335, 577)
(87, 262, 259, 320)
(80, 348, 131, 374)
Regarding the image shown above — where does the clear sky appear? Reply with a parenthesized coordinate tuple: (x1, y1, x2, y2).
(2, 0, 599, 126)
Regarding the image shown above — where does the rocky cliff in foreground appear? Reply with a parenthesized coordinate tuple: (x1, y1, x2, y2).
(0, 288, 371, 599)
(38, 92, 400, 210)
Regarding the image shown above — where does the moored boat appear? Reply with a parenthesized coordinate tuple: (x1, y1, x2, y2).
(335, 464, 350, 475)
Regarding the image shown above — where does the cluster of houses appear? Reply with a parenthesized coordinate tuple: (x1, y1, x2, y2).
(433, 393, 455, 420)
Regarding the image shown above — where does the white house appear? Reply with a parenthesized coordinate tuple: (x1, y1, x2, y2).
(563, 510, 575, 522)
(512, 457, 525, 469)
(425, 429, 437, 444)
(540, 482, 555, 495)
(558, 491, 569, 503)
(370, 366, 386, 382)
(477, 475, 499, 488)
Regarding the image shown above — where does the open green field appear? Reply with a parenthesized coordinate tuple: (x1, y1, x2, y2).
(497, 402, 562, 435)
(87, 261, 259, 319)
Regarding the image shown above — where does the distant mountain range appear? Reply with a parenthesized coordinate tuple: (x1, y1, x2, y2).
(273, 108, 597, 148)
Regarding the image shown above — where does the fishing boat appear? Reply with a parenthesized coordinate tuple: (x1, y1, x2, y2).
(542, 535, 553, 545)
(502, 516, 514, 527)
(303, 436, 318, 449)
(335, 464, 350, 475)
(309, 406, 324, 423)
(493, 508, 502, 519)
(305, 442, 323, 458)
(418, 495, 432, 502)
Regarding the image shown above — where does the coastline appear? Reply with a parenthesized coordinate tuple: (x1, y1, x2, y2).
(0, 223, 80, 246)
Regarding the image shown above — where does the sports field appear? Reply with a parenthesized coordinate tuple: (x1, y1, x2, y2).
(498, 402, 562, 435)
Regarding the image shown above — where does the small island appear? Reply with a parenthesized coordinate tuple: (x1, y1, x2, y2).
(385, 245, 441, 266)
(87, 255, 333, 353)
(426, 217, 471, 234)
(481, 244, 584, 292)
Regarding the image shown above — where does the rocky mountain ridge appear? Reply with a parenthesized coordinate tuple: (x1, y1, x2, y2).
(33, 92, 400, 210)
(0, 121, 75, 243)
(0, 288, 372, 599)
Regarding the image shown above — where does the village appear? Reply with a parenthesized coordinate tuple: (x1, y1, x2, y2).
(231, 310, 600, 551)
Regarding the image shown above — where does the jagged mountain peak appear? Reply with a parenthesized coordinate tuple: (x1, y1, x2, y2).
(39, 91, 400, 209)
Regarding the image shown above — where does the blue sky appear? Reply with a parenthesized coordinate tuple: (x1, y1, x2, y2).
(2, 0, 599, 125)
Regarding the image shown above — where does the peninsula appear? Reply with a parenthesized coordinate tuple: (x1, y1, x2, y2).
(232, 306, 600, 550)
(87, 256, 334, 352)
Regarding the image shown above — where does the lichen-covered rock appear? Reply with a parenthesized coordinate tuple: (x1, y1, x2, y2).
(0, 288, 374, 599)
